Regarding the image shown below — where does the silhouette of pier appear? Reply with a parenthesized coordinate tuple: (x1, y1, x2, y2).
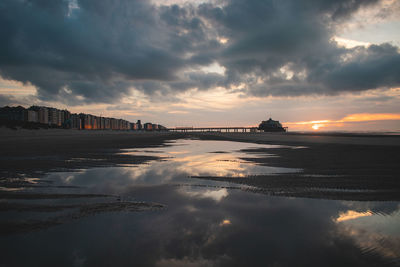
(168, 127, 259, 133)
(168, 126, 288, 132)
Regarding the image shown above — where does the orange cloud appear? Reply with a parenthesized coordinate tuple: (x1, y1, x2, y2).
(288, 120, 331, 125)
(341, 113, 400, 122)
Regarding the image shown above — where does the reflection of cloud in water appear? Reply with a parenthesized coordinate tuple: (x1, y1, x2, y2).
(182, 188, 229, 202)
(2, 179, 400, 266)
(11, 139, 398, 266)
(336, 208, 400, 262)
(120, 139, 300, 177)
(339, 224, 400, 262)
(48, 139, 300, 195)
(171, 153, 248, 176)
(336, 210, 373, 222)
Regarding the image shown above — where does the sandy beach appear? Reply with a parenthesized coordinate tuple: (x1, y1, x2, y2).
(193, 132, 400, 201)
(1, 128, 399, 201)
(191, 131, 400, 146)
(0, 128, 182, 178)
(1, 128, 400, 264)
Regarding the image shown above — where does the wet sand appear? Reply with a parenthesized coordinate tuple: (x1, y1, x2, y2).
(193, 132, 400, 201)
(0, 128, 182, 179)
(1, 129, 400, 200)
(1, 129, 400, 235)
(0, 129, 177, 234)
(0, 201, 164, 235)
(192, 131, 400, 146)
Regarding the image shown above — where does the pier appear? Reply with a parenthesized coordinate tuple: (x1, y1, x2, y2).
(168, 126, 288, 132)
(168, 127, 258, 133)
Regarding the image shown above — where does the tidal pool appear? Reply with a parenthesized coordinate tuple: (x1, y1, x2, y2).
(1, 139, 399, 266)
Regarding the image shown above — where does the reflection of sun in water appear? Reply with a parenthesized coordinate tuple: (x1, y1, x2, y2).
(220, 219, 231, 226)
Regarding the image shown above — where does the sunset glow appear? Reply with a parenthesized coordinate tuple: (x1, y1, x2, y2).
(341, 113, 400, 122)
(1, 0, 400, 130)
(285, 113, 400, 131)
(311, 124, 323, 130)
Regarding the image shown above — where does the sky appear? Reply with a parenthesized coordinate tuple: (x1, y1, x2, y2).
(0, 0, 399, 131)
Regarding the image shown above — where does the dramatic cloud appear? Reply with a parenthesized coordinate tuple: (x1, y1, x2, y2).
(0, 0, 192, 103)
(0, 0, 399, 104)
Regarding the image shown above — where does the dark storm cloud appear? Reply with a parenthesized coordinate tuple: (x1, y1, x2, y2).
(197, 0, 400, 97)
(0, 0, 192, 103)
(0, 0, 399, 103)
(132, 71, 225, 97)
(317, 44, 400, 92)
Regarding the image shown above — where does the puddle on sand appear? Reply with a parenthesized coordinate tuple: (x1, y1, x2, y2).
(39, 139, 300, 195)
(118, 139, 301, 177)
(0, 139, 399, 266)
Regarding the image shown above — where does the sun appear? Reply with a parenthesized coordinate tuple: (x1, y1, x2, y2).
(312, 124, 321, 130)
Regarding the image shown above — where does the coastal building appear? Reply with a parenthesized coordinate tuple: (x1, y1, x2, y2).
(123, 120, 129, 130)
(110, 118, 115, 130)
(93, 116, 98, 130)
(38, 107, 48, 124)
(144, 123, 153, 131)
(48, 108, 59, 126)
(130, 123, 138, 130)
(68, 113, 81, 129)
(104, 118, 111, 130)
(0, 106, 26, 121)
(258, 118, 287, 132)
(100, 117, 105, 130)
(79, 113, 93, 129)
(29, 106, 48, 124)
(61, 110, 71, 127)
(59, 110, 64, 126)
(0, 105, 162, 132)
(96, 117, 101, 130)
(26, 109, 38, 122)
